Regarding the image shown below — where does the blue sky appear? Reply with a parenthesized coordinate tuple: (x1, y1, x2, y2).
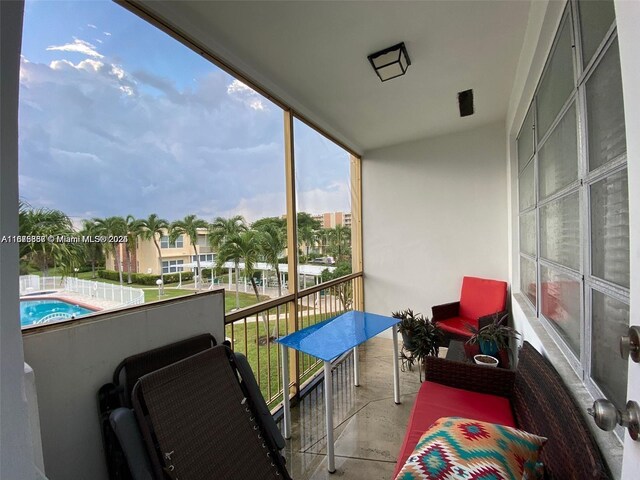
(19, 0, 350, 224)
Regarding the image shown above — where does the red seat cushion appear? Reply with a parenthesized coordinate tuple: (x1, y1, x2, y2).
(436, 316, 477, 338)
(393, 381, 515, 478)
(459, 276, 507, 320)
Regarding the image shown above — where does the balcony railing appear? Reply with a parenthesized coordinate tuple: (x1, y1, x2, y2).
(224, 272, 363, 409)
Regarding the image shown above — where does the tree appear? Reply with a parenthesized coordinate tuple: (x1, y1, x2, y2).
(94, 216, 127, 284)
(255, 222, 287, 296)
(19, 201, 78, 275)
(139, 214, 169, 282)
(320, 261, 353, 311)
(251, 216, 285, 231)
(171, 214, 208, 288)
(298, 224, 317, 262)
(327, 224, 351, 263)
(79, 219, 104, 278)
(124, 215, 144, 284)
(216, 230, 270, 337)
(209, 215, 248, 306)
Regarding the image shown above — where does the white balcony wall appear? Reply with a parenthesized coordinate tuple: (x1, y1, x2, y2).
(22, 292, 225, 480)
(362, 121, 508, 319)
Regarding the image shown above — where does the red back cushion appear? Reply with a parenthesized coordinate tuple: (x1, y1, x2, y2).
(459, 276, 507, 320)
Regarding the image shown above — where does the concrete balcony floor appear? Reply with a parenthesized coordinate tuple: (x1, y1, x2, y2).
(278, 337, 442, 480)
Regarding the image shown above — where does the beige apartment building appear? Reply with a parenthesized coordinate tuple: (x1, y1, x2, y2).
(106, 228, 212, 276)
(312, 211, 351, 229)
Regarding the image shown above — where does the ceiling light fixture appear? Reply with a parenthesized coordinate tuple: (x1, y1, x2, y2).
(367, 42, 411, 82)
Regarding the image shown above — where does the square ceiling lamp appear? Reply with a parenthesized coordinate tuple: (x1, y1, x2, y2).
(367, 42, 411, 82)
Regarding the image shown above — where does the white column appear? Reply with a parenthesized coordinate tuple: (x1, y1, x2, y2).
(324, 361, 336, 473)
(281, 345, 291, 439)
(392, 325, 401, 404)
(228, 267, 232, 289)
(1, 2, 39, 478)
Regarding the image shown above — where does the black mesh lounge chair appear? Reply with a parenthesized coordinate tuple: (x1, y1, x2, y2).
(132, 346, 290, 480)
(98, 334, 219, 480)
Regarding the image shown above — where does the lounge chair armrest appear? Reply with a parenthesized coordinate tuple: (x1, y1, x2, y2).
(424, 356, 515, 398)
(109, 408, 154, 480)
(432, 302, 460, 321)
(234, 353, 286, 451)
(478, 310, 508, 330)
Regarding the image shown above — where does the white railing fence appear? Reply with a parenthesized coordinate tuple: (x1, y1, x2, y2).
(19, 276, 145, 306)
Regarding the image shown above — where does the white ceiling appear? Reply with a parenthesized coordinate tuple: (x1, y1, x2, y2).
(134, 1, 531, 154)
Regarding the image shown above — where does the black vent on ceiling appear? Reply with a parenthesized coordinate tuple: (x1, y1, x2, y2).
(458, 89, 474, 117)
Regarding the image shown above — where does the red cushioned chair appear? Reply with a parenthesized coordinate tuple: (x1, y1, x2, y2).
(432, 276, 508, 344)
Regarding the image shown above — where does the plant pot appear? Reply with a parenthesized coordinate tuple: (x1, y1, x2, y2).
(401, 330, 414, 350)
(464, 342, 481, 360)
(474, 354, 499, 367)
(479, 339, 498, 357)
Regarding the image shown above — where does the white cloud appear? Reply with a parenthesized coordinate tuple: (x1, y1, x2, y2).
(110, 65, 125, 80)
(103, 31, 111, 36)
(50, 58, 104, 73)
(18, 56, 348, 223)
(46, 38, 104, 59)
(227, 79, 267, 111)
(297, 182, 351, 215)
(95, 39, 103, 44)
(87, 24, 97, 29)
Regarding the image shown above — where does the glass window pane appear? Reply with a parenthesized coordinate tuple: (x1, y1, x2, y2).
(519, 212, 536, 257)
(538, 103, 578, 199)
(537, 17, 575, 139)
(518, 107, 534, 172)
(591, 169, 629, 288)
(591, 290, 628, 410)
(519, 160, 535, 212)
(586, 40, 626, 171)
(541, 265, 581, 356)
(540, 192, 580, 270)
(579, 0, 615, 67)
(520, 256, 537, 307)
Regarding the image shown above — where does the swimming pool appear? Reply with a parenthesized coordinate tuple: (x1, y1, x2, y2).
(20, 299, 96, 327)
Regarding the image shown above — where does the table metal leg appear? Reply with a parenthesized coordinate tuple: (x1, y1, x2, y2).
(353, 346, 359, 386)
(324, 361, 336, 473)
(281, 344, 291, 439)
(392, 326, 401, 404)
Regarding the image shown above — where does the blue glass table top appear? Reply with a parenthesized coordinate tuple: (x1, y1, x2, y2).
(276, 311, 399, 362)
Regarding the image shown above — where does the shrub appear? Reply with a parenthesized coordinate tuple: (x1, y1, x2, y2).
(97, 270, 193, 285)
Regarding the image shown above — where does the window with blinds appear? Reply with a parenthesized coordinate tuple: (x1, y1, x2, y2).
(516, 0, 629, 412)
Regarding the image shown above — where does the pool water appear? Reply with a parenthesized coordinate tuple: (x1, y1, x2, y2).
(20, 299, 95, 326)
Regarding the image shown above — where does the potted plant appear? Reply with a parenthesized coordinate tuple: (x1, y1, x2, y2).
(393, 308, 420, 350)
(466, 313, 520, 367)
(393, 309, 443, 371)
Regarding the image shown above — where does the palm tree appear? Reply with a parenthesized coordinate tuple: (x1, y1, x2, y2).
(139, 214, 169, 282)
(171, 214, 208, 288)
(19, 201, 77, 275)
(209, 215, 248, 305)
(216, 230, 269, 335)
(124, 215, 144, 284)
(328, 224, 351, 263)
(94, 216, 127, 284)
(79, 219, 103, 278)
(298, 224, 317, 262)
(256, 223, 287, 296)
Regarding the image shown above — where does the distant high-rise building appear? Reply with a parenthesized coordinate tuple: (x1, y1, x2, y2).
(312, 211, 351, 229)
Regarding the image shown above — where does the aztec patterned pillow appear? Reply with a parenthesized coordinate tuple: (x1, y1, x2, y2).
(395, 417, 547, 480)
